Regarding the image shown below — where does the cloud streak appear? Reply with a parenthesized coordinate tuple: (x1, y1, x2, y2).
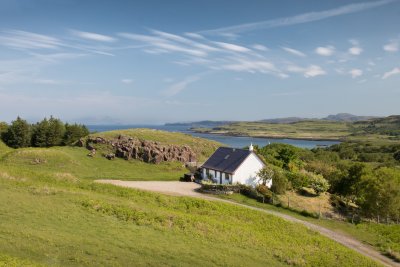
(70, 29, 117, 42)
(282, 47, 306, 57)
(382, 67, 400, 79)
(199, 0, 395, 35)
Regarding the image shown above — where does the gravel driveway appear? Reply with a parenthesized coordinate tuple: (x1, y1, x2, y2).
(95, 179, 398, 267)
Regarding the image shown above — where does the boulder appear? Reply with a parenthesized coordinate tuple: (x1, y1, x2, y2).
(84, 135, 197, 164)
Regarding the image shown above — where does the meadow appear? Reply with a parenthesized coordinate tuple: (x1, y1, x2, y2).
(0, 130, 385, 267)
(194, 120, 352, 140)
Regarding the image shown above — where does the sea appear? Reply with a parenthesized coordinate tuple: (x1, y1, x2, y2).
(87, 125, 340, 149)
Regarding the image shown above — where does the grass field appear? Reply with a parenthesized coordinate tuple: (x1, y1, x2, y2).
(194, 121, 352, 140)
(193, 119, 400, 143)
(0, 130, 393, 266)
(217, 193, 400, 259)
(0, 176, 381, 267)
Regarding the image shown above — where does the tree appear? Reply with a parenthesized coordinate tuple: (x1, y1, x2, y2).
(257, 165, 274, 186)
(0, 122, 8, 136)
(63, 123, 89, 145)
(46, 116, 65, 146)
(335, 163, 365, 200)
(2, 117, 31, 148)
(31, 118, 49, 147)
(270, 170, 288, 194)
(277, 147, 297, 170)
(359, 168, 400, 221)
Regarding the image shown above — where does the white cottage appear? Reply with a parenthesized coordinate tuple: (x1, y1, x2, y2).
(201, 144, 271, 187)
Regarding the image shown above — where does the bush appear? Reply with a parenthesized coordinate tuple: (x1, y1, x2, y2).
(308, 173, 330, 195)
(270, 171, 288, 194)
(200, 181, 240, 193)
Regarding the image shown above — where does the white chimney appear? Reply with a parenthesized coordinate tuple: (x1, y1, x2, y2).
(249, 143, 254, 151)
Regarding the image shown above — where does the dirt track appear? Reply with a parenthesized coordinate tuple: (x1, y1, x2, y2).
(96, 180, 399, 267)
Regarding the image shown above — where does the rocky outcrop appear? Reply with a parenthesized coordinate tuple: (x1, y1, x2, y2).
(84, 135, 196, 164)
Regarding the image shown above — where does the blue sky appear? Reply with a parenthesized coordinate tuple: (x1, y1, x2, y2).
(0, 0, 399, 124)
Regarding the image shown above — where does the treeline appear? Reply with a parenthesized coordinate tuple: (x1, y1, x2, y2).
(254, 142, 400, 223)
(0, 116, 89, 148)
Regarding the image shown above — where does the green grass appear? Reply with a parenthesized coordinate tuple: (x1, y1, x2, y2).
(194, 120, 400, 143)
(217, 193, 400, 259)
(0, 132, 392, 266)
(0, 176, 381, 267)
(0, 129, 223, 182)
(0, 146, 186, 181)
(194, 121, 352, 140)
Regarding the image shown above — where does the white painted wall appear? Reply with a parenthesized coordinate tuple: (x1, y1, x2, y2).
(201, 152, 268, 187)
(232, 153, 266, 187)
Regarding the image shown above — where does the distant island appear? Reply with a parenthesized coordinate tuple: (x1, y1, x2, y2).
(184, 114, 399, 142)
(166, 113, 379, 128)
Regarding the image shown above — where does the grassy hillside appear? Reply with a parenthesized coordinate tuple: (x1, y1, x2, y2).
(0, 129, 222, 182)
(0, 130, 393, 266)
(0, 175, 380, 267)
(194, 121, 351, 140)
(218, 193, 400, 260)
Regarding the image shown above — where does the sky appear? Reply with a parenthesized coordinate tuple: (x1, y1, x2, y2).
(0, 0, 399, 124)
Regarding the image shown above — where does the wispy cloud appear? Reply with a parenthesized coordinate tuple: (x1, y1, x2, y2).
(221, 57, 287, 78)
(382, 67, 400, 79)
(383, 41, 398, 52)
(287, 64, 326, 78)
(282, 47, 306, 57)
(349, 69, 363, 78)
(0, 30, 61, 50)
(119, 32, 208, 57)
(348, 39, 363, 55)
(199, 0, 395, 35)
(164, 75, 202, 96)
(252, 44, 269, 51)
(121, 79, 133, 84)
(315, 46, 335, 56)
(70, 29, 117, 42)
(214, 42, 250, 53)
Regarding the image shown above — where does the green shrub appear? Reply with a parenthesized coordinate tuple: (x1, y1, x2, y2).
(270, 170, 288, 194)
(308, 173, 330, 195)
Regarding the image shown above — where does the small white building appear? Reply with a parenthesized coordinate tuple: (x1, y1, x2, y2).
(201, 144, 271, 187)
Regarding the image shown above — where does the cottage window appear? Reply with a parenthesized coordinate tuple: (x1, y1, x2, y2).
(225, 173, 229, 180)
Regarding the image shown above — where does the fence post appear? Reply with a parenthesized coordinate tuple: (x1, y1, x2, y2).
(318, 201, 321, 219)
(287, 195, 290, 209)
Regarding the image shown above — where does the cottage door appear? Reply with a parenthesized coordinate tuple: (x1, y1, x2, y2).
(219, 172, 222, 184)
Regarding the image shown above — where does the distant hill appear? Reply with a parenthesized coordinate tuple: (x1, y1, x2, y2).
(353, 115, 400, 136)
(167, 114, 379, 128)
(259, 117, 313, 124)
(165, 120, 235, 128)
(260, 113, 378, 124)
(323, 113, 378, 122)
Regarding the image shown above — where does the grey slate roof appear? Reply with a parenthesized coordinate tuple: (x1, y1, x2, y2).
(201, 147, 255, 174)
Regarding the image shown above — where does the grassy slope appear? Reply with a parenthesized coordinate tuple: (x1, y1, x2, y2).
(0, 129, 221, 182)
(194, 121, 351, 140)
(218, 193, 400, 258)
(0, 134, 390, 266)
(0, 176, 380, 267)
